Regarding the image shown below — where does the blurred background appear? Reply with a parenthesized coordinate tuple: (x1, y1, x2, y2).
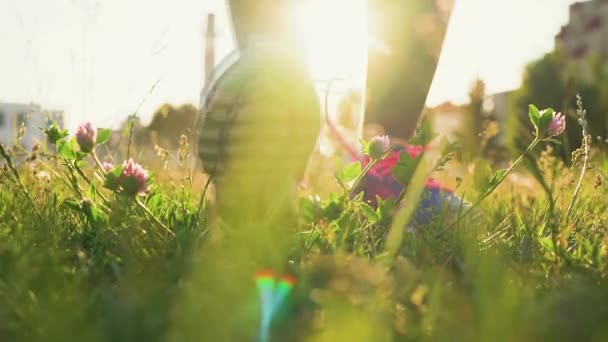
(0, 0, 605, 165)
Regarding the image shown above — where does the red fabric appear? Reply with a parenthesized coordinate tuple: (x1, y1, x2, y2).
(357, 144, 452, 193)
(359, 144, 427, 178)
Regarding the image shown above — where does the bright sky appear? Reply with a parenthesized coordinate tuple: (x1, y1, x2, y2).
(0, 0, 579, 132)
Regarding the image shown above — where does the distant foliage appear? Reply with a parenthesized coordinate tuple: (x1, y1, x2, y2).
(148, 103, 197, 147)
(508, 51, 608, 161)
(457, 79, 488, 162)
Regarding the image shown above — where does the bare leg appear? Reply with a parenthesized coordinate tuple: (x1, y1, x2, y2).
(366, 0, 453, 141)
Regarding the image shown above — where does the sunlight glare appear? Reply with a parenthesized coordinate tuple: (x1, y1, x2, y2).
(295, 0, 369, 83)
(295, 0, 370, 156)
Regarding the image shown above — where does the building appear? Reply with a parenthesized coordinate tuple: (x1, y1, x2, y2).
(555, 0, 608, 59)
(427, 89, 514, 151)
(0, 102, 64, 150)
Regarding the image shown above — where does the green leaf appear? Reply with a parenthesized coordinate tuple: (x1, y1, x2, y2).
(63, 199, 81, 211)
(104, 164, 124, 192)
(341, 162, 361, 183)
(409, 119, 435, 146)
(538, 108, 554, 132)
(76, 159, 89, 169)
(360, 202, 379, 223)
(434, 136, 458, 171)
(44, 121, 69, 144)
(488, 168, 508, 188)
(57, 139, 77, 160)
(299, 197, 318, 222)
(146, 193, 164, 211)
(473, 159, 493, 194)
(376, 197, 396, 224)
(88, 206, 109, 223)
(484, 169, 507, 196)
(334, 212, 352, 234)
(96, 128, 112, 145)
(522, 154, 553, 201)
(538, 237, 556, 253)
(392, 152, 422, 185)
(528, 104, 540, 129)
(321, 198, 343, 222)
(359, 138, 370, 154)
(75, 151, 88, 161)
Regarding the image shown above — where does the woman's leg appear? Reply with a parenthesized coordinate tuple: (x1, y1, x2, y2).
(365, 0, 453, 141)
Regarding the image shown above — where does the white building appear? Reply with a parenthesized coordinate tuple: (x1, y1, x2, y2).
(0, 102, 64, 150)
(428, 91, 512, 148)
(555, 0, 608, 59)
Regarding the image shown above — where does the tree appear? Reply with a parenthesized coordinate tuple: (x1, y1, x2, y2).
(148, 104, 197, 147)
(458, 79, 487, 162)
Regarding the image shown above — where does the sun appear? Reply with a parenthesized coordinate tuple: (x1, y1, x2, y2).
(294, 0, 369, 84)
(291, 0, 372, 157)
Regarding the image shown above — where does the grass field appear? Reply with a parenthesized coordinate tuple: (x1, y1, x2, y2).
(1, 103, 608, 341)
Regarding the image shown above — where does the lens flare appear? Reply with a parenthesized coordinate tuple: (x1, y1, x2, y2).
(255, 271, 297, 342)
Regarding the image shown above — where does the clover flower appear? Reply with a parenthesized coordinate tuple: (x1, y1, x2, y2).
(547, 111, 566, 137)
(75, 122, 97, 153)
(102, 162, 114, 173)
(368, 135, 390, 160)
(118, 158, 149, 196)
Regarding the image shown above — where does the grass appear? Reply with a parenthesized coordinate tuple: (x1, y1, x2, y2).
(1, 103, 608, 341)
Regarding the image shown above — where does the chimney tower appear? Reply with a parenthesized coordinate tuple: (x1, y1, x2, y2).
(204, 13, 216, 84)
